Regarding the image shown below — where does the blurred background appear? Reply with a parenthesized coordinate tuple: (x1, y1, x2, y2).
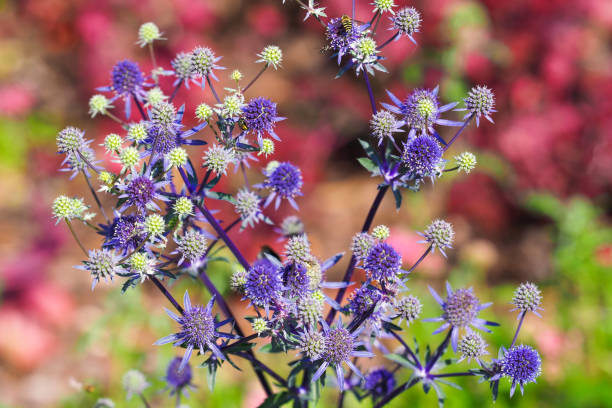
(0, 0, 611, 407)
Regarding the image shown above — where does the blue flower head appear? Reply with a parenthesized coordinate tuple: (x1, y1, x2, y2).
(102, 214, 146, 253)
(155, 291, 232, 372)
(242, 97, 283, 141)
(502, 345, 541, 397)
(164, 357, 195, 396)
(119, 173, 168, 214)
(326, 17, 369, 65)
(112, 60, 144, 96)
(402, 135, 443, 178)
(245, 259, 283, 312)
(424, 282, 499, 352)
(364, 242, 403, 282)
(364, 368, 396, 400)
(286, 263, 311, 297)
(383, 87, 460, 136)
(312, 319, 374, 391)
(262, 162, 303, 210)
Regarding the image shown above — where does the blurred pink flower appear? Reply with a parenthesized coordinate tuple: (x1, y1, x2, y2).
(0, 85, 35, 117)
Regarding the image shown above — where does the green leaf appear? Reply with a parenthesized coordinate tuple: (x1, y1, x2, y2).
(393, 188, 402, 210)
(206, 191, 236, 204)
(385, 353, 415, 368)
(257, 392, 293, 408)
(357, 157, 378, 173)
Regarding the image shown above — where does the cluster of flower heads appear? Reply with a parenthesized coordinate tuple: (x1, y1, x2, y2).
(53, 6, 543, 407)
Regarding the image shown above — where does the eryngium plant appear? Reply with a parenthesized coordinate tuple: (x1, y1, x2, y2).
(54, 4, 541, 407)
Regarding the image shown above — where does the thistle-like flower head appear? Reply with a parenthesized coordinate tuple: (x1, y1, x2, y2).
(455, 151, 477, 174)
(262, 162, 303, 210)
(137, 22, 164, 47)
(511, 282, 543, 317)
(175, 229, 208, 265)
(56, 126, 87, 154)
(419, 219, 454, 256)
(299, 330, 326, 360)
(242, 97, 282, 139)
(392, 7, 421, 42)
(164, 357, 194, 394)
(457, 331, 488, 362)
(245, 259, 283, 309)
(402, 135, 443, 178)
(122, 369, 149, 400)
(285, 234, 312, 264)
(501, 345, 542, 396)
(351, 232, 376, 263)
(364, 368, 396, 400)
(364, 242, 402, 282)
(76, 248, 124, 290)
(257, 45, 283, 69)
(203, 145, 235, 175)
(111, 60, 144, 96)
(393, 295, 422, 325)
(370, 110, 403, 146)
(235, 189, 264, 228)
(462, 85, 496, 126)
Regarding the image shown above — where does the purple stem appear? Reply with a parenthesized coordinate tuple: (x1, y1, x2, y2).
(377, 32, 399, 50)
(242, 65, 267, 93)
(131, 93, 147, 121)
(406, 245, 431, 274)
(511, 311, 526, 348)
(178, 167, 194, 194)
(364, 73, 377, 114)
(150, 275, 184, 314)
(326, 185, 389, 324)
(433, 372, 475, 378)
(425, 329, 453, 372)
(206, 75, 221, 104)
(82, 171, 110, 223)
(444, 114, 474, 151)
(195, 202, 250, 270)
(389, 330, 421, 369)
(373, 376, 421, 408)
(235, 351, 288, 387)
(169, 80, 183, 103)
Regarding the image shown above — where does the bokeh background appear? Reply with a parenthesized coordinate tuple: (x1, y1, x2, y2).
(0, 0, 611, 407)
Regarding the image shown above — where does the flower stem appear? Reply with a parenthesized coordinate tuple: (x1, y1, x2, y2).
(326, 185, 389, 324)
(117, 233, 151, 264)
(389, 330, 421, 369)
(77, 150, 100, 175)
(406, 245, 431, 274)
(132, 93, 147, 121)
(426, 329, 452, 371)
(364, 73, 377, 114)
(242, 65, 267, 93)
(169, 80, 183, 103)
(377, 32, 399, 50)
(82, 171, 109, 223)
(195, 202, 250, 271)
(444, 114, 473, 151)
(65, 219, 88, 256)
(433, 372, 475, 378)
(206, 75, 221, 104)
(149, 275, 184, 315)
(139, 393, 151, 408)
(373, 376, 421, 408)
(511, 311, 526, 348)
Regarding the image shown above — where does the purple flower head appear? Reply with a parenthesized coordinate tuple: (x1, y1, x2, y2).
(511, 282, 543, 317)
(502, 345, 541, 397)
(363, 368, 396, 400)
(242, 97, 283, 141)
(262, 162, 303, 210)
(286, 263, 311, 297)
(391, 7, 421, 43)
(326, 17, 369, 65)
(75, 248, 124, 290)
(383, 87, 460, 136)
(458, 85, 496, 126)
(402, 135, 443, 178)
(111, 60, 144, 96)
(171, 52, 196, 88)
(155, 291, 231, 372)
(190, 46, 224, 86)
(312, 319, 374, 391)
(348, 286, 382, 316)
(165, 357, 194, 394)
(119, 173, 168, 214)
(364, 242, 402, 282)
(104, 214, 146, 253)
(418, 219, 454, 256)
(60, 146, 101, 180)
(245, 259, 283, 312)
(424, 282, 499, 352)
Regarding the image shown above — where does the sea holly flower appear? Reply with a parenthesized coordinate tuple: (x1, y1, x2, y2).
(203, 144, 236, 175)
(89, 94, 113, 117)
(174, 229, 208, 266)
(393, 295, 422, 326)
(137, 22, 164, 47)
(364, 242, 403, 282)
(418, 219, 455, 256)
(372, 0, 396, 14)
(383, 87, 461, 137)
(118, 173, 169, 214)
(295, 290, 325, 328)
(244, 258, 284, 313)
(458, 85, 496, 126)
(424, 282, 498, 351)
(102, 214, 146, 253)
(298, 330, 326, 361)
(363, 368, 396, 400)
(97, 60, 148, 119)
(122, 369, 149, 400)
(128, 252, 157, 282)
(276, 215, 305, 240)
(75, 248, 124, 290)
(173, 196, 194, 219)
(241, 97, 284, 142)
(350, 36, 381, 75)
(60, 146, 101, 180)
(325, 17, 369, 65)
(372, 225, 390, 241)
(234, 189, 265, 228)
(511, 282, 543, 317)
(52, 196, 89, 224)
(501, 345, 541, 396)
(230, 266, 248, 293)
(155, 291, 234, 371)
(195, 103, 214, 122)
(103, 133, 123, 153)
(454, 151, 477, 173)
(164, 357, 196, 397)
(312, 319, 374, 390)
(402, 135, 444, 178)
(145, 87, 168, 108)
(351, 232, 376, 263)
(457, 331, 489, 362)
(127, 122, 148, 143)
(118, 146, 141, 171)
(190, 46, 224, 87)
(391, 7, 421, 43)
(260, 161, 304, 210)
(171, 52, 196, 88)
(370, 110, 403, 146)
(285, 234, 312, 264)
(256, 45, 283, 69)
(56, 126, 89, 154)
